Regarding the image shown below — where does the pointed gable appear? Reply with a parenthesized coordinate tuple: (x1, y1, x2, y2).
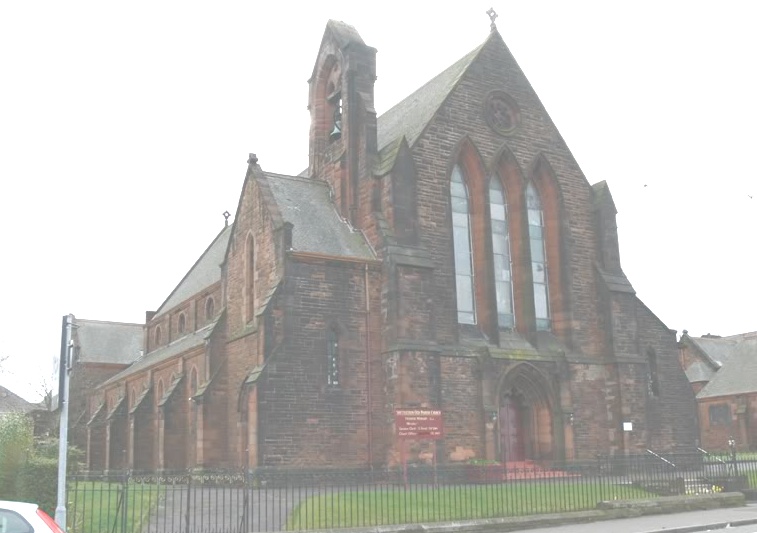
(263, 172, 374, 259)
(74, 318, 143, 365)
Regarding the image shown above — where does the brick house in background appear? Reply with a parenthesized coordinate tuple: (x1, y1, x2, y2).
(0, 385, 53, 437)
(679, 331, 757, 451)
(83, 19, 699, 472)
(0, 385, 39, 417)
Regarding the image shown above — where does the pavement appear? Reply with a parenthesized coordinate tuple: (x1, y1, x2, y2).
(512, 503, 757, 533)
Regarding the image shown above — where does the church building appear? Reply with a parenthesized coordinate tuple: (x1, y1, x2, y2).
(84, 18, 699, 471)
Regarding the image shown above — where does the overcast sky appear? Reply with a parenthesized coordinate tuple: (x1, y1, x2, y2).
(1, 1, 755, 401)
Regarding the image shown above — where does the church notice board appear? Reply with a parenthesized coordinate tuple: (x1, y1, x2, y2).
(395, 409, 443, 439)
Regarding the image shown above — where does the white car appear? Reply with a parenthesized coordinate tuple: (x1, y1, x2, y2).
(0, 501, 64, 533)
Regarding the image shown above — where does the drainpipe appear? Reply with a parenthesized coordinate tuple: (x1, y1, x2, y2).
(364, 262, 373, 468)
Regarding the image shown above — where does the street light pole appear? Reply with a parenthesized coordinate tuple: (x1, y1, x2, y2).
(55, 314, 73, 530)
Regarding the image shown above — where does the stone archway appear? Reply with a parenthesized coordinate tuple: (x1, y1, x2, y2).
(497, 364, 556, 463)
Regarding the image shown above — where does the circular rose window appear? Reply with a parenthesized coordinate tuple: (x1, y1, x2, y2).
(484, 90, 520, 135)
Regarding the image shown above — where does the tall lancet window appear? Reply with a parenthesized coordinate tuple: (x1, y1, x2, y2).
(490, 178, 514, 328)
(451, 165, 476, 324)
(527, 182, 550, 330)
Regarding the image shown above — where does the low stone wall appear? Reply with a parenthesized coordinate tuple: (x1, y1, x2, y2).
(308, 492, 746, 533)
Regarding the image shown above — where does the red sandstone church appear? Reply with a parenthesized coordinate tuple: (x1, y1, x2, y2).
(80, 19, 699, 472)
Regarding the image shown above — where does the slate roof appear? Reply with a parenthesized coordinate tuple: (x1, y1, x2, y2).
(264, 172, 374, 259)
(0, 385, 39, 414)
(99, 321, 217, 389)
(74, 319, 143, 365)
(690, 336, 739, 368)
(375, 42, 485, 166)
(154, 226, 232, 317)
(685, 361, 716, 383)
(695, 336, 757, 399)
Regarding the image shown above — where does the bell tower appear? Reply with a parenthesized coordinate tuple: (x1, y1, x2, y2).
(307, 20, 377, 227)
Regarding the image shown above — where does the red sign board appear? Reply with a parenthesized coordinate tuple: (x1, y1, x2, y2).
(395, 409, 443, 440)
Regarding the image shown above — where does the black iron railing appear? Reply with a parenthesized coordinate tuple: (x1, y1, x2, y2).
(66, 455, 756, 533)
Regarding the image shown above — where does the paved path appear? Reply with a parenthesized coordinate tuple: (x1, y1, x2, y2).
(141, 485, 311, 533)
(515, 503, 757, 533)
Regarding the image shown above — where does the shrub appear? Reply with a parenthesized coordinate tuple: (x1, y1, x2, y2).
(0, 413, 34, 500)
(35, 437, 85, 472)
(16, 457, 58, 515)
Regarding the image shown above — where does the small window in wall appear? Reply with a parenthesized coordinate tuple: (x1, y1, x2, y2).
(190, 367, 198, 396)
(708, 404, 731, 426)
(156, 379, 164, 408)
(326, 328, 339, 386)
(178, 313, 186, 335)
(205, 297, 215, 321)
(647, 348, 660, 397)
(155, 326, 162, 347)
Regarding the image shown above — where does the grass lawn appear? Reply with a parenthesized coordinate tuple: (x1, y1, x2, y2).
(67, 481, 165, 533)
(287, 481, 649, 529)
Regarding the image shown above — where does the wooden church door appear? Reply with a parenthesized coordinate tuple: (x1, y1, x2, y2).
(500, 395, 526, 462)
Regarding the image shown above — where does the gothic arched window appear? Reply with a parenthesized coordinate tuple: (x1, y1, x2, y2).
(451, 165, 476, 324)
(527, 182, 550, 330)
(647, 348, 660, 397)
(490, 177, 514, 328)
(178, 313, 186, 335)
(326, 328, 339, 386)
(245, 234, 255, 323)
(205, 297, 215, 321)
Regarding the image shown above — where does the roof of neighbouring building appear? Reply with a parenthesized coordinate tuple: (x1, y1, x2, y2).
(0, 385, 40, 414)
(154, 226, 232, 317)
(684, 361, 717, 383)
(694, 335, 757, 399)
(74, 318, 143, 365)
(264, 172, 375, 259)
(689, 336, 740, 368)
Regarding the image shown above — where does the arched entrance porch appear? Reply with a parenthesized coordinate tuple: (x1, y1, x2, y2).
(497, 364, 558, 463)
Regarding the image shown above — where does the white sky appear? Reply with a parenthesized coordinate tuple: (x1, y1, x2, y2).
(1, 1, 755, 401)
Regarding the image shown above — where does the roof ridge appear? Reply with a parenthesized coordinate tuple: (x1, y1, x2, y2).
(153, 225, 232, 317)
(264, 171, 329, 186)
(75, 318, 143, 327)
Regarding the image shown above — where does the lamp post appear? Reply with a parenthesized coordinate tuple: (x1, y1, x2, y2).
(727, 435, 738, 477)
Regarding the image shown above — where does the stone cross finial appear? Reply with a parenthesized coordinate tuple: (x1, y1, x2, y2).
(487, 7, 498, 31)
(247, 153, 258, 165)
(223, 211, 231, 227)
